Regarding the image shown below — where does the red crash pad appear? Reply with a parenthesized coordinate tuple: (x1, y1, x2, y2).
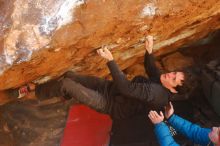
(61, 105, 112, 146)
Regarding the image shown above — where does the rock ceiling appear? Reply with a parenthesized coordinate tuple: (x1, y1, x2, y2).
(0, 0, 220, 90)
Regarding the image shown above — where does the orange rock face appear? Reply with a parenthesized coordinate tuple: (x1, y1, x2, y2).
(162, 52, 194, 71)
(0, 0, 220, 90)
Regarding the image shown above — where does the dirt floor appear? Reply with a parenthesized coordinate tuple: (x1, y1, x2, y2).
(0, 98, 76, 146)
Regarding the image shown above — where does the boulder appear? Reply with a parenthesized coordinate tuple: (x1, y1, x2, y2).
(0, 0, 220, 90)
(162, 52, 194, 71)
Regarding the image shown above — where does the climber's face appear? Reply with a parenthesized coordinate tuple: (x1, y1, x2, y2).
(160, 72, 185, 93)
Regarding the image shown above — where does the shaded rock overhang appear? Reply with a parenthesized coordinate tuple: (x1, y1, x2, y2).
(0, 0, 220, 90)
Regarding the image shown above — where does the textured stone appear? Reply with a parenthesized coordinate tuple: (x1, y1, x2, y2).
(0, 100, 71, 146)
(162, 52, 194, 71)
(0, 0, 220, 90)
(124, 60, 163, 80)
(125, 63, 147, 80)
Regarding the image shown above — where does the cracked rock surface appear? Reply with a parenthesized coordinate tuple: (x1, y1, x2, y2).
(0, 0, 220, 91)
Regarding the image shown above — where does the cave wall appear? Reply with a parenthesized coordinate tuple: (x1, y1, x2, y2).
(0, 0, 220, 90)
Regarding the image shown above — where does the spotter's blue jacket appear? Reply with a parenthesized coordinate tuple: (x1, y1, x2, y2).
(154, 114, 213, 146)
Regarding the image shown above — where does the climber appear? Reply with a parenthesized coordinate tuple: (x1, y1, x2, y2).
(96, 35, 188, 107)
(15, 35, 191, 145)
(148, 102, 220, 146)
(17, 35, 189, 116)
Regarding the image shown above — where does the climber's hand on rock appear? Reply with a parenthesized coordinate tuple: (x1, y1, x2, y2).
(97, 46, 114, 61)
(145, 35, 154, 54)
